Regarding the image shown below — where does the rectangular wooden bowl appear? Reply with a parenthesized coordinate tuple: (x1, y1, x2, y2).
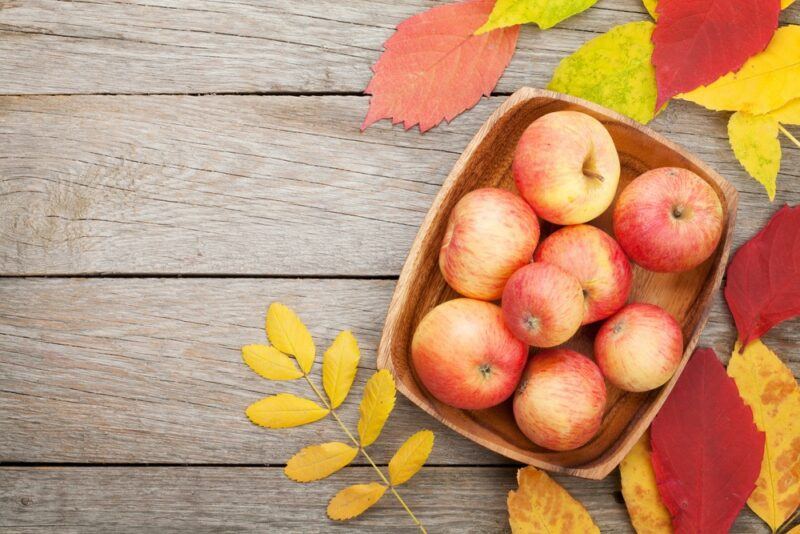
(376, 87, 738, 479)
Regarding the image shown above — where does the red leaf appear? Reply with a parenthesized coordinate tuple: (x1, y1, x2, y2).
(651, 0, 779, 108)
(361, 0, 519, 133)
(651, 348, 765, 534)
(725, 205, 800, 346)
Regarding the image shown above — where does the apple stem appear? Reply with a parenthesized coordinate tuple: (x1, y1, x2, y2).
(778, 124, 800, 149)
(583, 170, 605, 182)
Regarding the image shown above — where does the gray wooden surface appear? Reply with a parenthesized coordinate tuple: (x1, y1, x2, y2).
(1, 0, 799, 532)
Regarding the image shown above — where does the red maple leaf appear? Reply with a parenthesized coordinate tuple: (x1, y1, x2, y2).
(651, 348, 765, 533)
(725, 204, 800, 346)
(361, 0, 519, 133)
(651, 0, 779, 108)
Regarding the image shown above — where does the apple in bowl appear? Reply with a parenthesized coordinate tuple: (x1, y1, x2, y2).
(534, 224, 632, 324)
(514, 349, 607, 451)
(439, 188, 540, 300)
(513, 111, 620, 225)
(411, 298, 528, 410)
(613, 167, 723, 272)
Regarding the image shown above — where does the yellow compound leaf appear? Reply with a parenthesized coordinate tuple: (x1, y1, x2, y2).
(357, 369, 396, 447)
(284, 442, 358, 483)
(728, 340, 800, 532)
(508, 466, 600, 533)
(728, 112, 781, 201)
(266, 302, 315, 374)
(245, 393, 329, 428)
(388, 430, 435, 486)
(475, 0, 598, 33)
(620, 431, 673, 534)
(323, 330, 360, 409)
(327, 482, 387, 521)
(241, 344, 303, 380)
(680, 26, 800, 115)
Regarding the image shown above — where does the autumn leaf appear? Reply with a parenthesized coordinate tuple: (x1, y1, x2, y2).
(548, 21, 660, 124)
(508, 466, 600, 533)
(650, 0, 778, 108)
(327, 483, 388, 520)
(388, 430, 435, 486)
(728, 340, 800, 531)
(266, 302, 315, 374)
(651, 348, 765, 533)
(724, 205, 800, 345)
(246, 393, 329, 428)
(620, 431, 673, 534)
(358, 369, 396, 447)
(362, 0, 519, 132)
(322, 330, 360, 409)
(680, 25, 800, 115)
(728, 98, 800, 200)
(284, 442, 359, 483)
(242, 344, 303, 381)
(642, 0, 658, 19)
(475, 0, 597, 33)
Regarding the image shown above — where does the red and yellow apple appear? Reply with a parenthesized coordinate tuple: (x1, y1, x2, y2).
(513, 111, 620, 225)
(534, 224, 632, 324)
(439, 188, 540, 300)
(595, 303, 683, 392)
(513, 349, 606, 451)
(613, 167, 723, 273)
(501, 262, 584, 347)
(411, 298, 528, 410)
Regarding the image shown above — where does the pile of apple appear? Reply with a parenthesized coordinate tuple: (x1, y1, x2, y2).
(411, 111, 724, 451)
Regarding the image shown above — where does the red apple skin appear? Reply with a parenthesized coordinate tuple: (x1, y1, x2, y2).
(513, 349, 606, 451)
(595, 303, 683, 392)
(501, 262, 584, 347)
(534, 225, 632, 325)
(411, 298, 528, 410)
(439, 188, 540, 300)
(613, 167, 723, 273)
(513, 111, 620, 225)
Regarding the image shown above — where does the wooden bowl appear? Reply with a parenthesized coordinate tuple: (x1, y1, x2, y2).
(376, 87, 737, 479)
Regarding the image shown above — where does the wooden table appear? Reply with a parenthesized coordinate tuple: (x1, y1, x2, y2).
(1, 1, 798, 532)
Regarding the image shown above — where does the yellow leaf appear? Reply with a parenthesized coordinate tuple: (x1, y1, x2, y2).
(620, 431, 673, 534)
(728, 112, 781, 201)
(508, 466, 600, 533)
(475, 0, 597, 33)
(242, 344, 303, 380)
(357, 369, 396, 447)
(771, 98, 800, 125)
(245, 393, 329, 428)
(266, 302, 315, 374)
(323, 330, 360, 409)
(787, 525, 800, 534)
(728, 340, 800, 532)
(327, 483, 387, 520)
(388, 430, 435, 486)
(680, 26, 800, 115)
(642, 0, 658, 19)
(284, 442, 358, 482)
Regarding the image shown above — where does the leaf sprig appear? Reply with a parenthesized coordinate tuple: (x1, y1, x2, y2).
(243, 302, 434, 531)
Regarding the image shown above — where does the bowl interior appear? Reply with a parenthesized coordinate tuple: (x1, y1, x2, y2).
(377, 88, 737, 479)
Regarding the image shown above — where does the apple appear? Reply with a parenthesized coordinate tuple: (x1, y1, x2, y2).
(439, 188, 540, 300)
(501, 262, 584, 347)
(411, 298, 528, 410)
(595, 303, 683, 392)
(513, 111, 620, 225)
(613, 167, 723, 272)
(534, 224, 632, 324)
(513, 349, 606, 451)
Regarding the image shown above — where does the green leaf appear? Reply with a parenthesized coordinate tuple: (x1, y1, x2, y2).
(476, 0, 597, 33)
(548, 21, 660, 124)
(728, 111, 781, 200)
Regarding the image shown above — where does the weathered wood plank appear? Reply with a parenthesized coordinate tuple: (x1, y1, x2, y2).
(1, 95, 798, 275)
(0, 466, 773, 532)
(1, 278, 797, 464)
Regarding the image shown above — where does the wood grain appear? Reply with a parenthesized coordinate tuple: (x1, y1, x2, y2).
(1, 278, 797, 465)
(1, 95, 798, 276)
(0, 466, 774, 533)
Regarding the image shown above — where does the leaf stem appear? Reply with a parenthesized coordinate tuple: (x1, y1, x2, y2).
(778, 124, 800, 149)
(302, 374, 427, 533)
